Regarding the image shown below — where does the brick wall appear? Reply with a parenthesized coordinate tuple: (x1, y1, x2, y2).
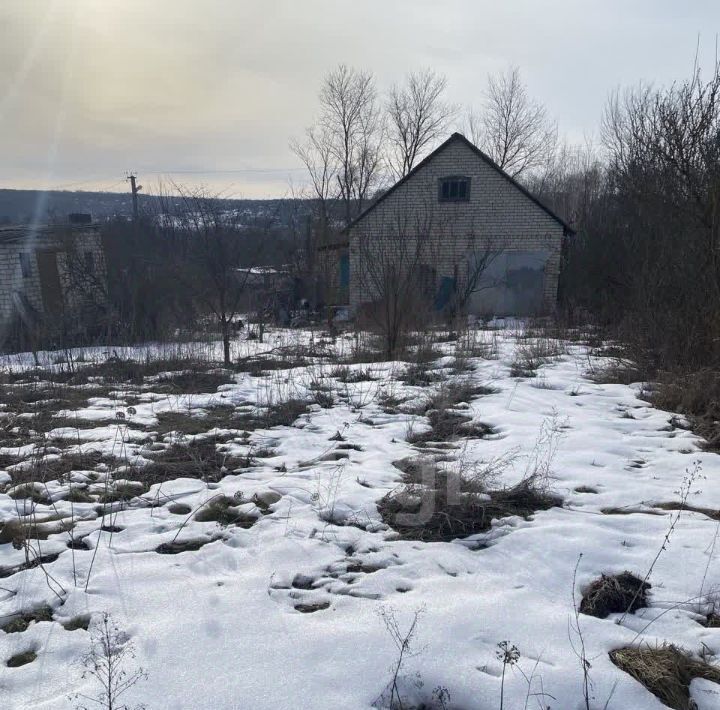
(348, 137, 566, 315)
(0, 226, 106, 329)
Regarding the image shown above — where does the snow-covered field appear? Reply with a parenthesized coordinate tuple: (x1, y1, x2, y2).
(1, 326, 719, 709)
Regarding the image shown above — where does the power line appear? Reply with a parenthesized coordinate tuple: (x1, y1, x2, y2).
(141, 167, 306, 175)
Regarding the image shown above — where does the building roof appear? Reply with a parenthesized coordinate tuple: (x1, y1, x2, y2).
(347, 132, 575, 235)
(0, 223, 100, 245)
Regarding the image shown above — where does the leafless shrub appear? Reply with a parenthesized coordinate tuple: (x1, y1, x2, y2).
(375, 605, 427, 710)
(510, 338, 565, 378)
(73, 613, 147, 710)
(647, 370, 720, 451)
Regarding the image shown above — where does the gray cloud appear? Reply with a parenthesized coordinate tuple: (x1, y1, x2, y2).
(1, 0, 718, 197)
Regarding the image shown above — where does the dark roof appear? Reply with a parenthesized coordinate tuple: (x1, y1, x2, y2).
(0, 223, 99, 244)
(347, 132, 575, 235)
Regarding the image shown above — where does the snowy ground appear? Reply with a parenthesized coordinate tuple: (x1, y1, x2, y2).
(1, 326, 719, 709)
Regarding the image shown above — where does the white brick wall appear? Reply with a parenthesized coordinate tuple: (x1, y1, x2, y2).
(348, 137, 566, 314)
(0, 226, 106, 329)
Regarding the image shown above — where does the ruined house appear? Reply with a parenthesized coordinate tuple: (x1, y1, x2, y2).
(0, 215, 107, 347)
(334, 132, 573, 318)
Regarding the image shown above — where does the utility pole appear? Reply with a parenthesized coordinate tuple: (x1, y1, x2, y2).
(126, 173, 142, 221)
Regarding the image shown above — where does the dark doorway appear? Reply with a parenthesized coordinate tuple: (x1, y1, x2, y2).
(36, 250, 63, 316)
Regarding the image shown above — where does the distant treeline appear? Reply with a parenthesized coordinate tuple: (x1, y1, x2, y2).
(0, 189, 313, 227)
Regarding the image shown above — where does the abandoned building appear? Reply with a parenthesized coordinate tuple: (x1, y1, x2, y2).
(0, 215, 107, 346)
(324, 132, 573, 318)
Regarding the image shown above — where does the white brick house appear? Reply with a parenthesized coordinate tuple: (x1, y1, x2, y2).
(0, 219, 107, 343)
(346, 132, 574, 317)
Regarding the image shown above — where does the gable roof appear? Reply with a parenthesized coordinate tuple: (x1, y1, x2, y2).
(347, 132, 575, 235)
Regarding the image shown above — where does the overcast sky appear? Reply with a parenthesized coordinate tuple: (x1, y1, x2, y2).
(1, 0, 719, 198)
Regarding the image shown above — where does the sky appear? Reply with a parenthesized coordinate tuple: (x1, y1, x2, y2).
(1, 0, 719, 198)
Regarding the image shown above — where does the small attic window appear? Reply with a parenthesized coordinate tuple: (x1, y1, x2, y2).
(439, 176, 470, 202)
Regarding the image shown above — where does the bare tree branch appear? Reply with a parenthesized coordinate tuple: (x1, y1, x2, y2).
(386, 69, 456, 179)
(468, 66, 557, 179)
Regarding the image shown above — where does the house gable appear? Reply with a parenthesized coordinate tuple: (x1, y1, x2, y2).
(347, 133, 569, 315)
(348, 132, 573, 235)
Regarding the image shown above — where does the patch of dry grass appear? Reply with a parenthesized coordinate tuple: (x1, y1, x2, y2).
(378, 458, 560, 542)
(610, 644, 720, 710)
(579, 571, 650, 619)
(407, 410, 494, 445)
(510, 338, 565, 378)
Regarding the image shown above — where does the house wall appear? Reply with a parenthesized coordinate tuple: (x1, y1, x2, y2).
(317, 246, 349, 307)
(0, 226, 106, 331)
(348, 139, 566, 316)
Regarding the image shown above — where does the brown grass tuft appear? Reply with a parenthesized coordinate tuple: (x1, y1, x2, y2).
(610, 644, 720, 710)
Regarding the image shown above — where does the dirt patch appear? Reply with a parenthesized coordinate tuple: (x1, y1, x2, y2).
(587, 360, 645, 385)
(6, 483, 51, 504)
(6, 650, 37, 667)
(194, 496, 257, 528)
(52, 357, 225, 388)
(157, 399, 310, 435)
(379, 466, 560, 543)
(295, 601, 330, 613)
(703, 614, 720, 628)
(0, 383, 111, 412)
(0, 605, 53, 633)
(61, 614, 91, 631)
(168, 502, 192, 515)
(61, 486, 93, 503)
(579, 571, 650, 619)
(0, 452, 21, 469)
(407, 410, 494, 445)
(419, 381, 498, 414)
(331, 366, 377, 383)
(574, 486, 598, 493)
(155, 538, 217, 555)
(0, 552, 61, 578)
(401, 363, 445, 387)
(610, 644, 720, 710)
(129, 440, 247, 486)
(11, 452, 120, 485)
(153, 370, 235, 395)
(96, 480, 147, 504)
(601, 507, 664, 516)
(156, 407, 236, 435)
(0, 517, 74, 545)
(653, 501, 720, 521)
(646, 371, 720, 451)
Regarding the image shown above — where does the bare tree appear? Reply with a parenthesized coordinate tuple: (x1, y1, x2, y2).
(355, 203, 439, 358)
(290, 126, 336, 228)
(163, 189, 262, 365)
(467, 66, 557, 179)
(386, 69, 456, 179)
(297, 65, 383, 226)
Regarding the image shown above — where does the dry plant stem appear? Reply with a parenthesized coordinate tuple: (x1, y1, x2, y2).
(569, 554, 592, 710)
(618, 461, 702, 625)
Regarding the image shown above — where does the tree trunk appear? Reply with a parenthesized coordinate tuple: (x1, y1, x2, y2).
(221, 320, 231, 365)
